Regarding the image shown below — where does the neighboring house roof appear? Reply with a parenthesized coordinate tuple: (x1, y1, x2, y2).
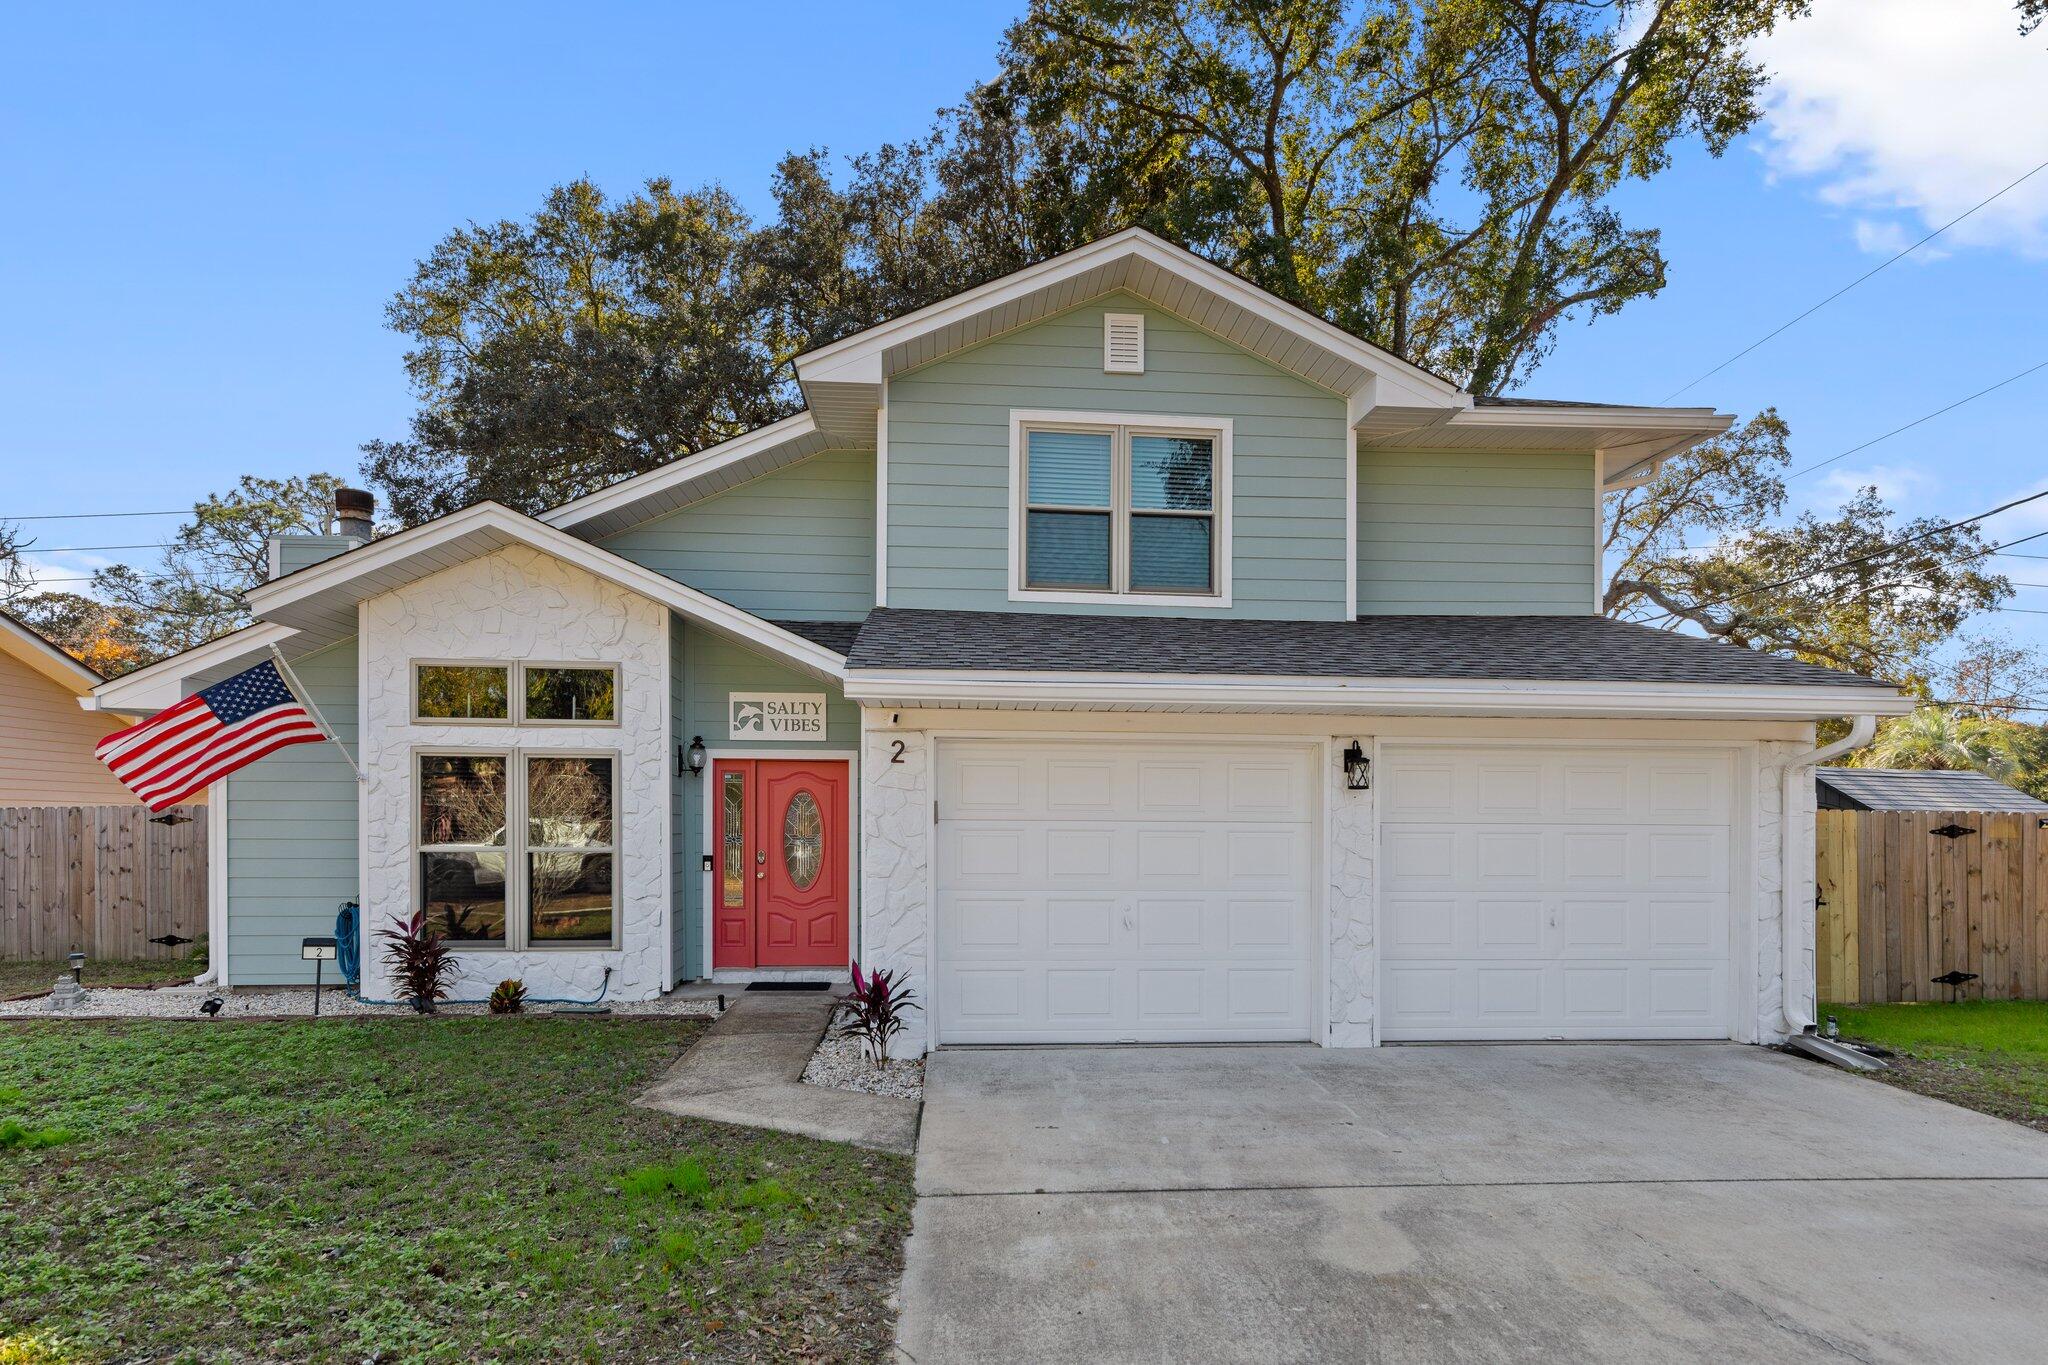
(839, 609, 1911, 719)
(0, 609, 104, 694)
(1815, 767, 2048, 813)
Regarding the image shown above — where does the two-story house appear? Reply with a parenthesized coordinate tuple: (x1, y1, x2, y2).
(88, 229, 1908, 1054)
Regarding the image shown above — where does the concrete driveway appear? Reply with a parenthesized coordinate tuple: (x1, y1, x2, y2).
(898, 1044, 2048, 1363)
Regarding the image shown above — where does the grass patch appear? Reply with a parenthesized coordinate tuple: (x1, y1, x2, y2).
(0, 958, 199, 1000)
(1824, 1000, 2048, 1132)
(0, 1017, 913, 1362)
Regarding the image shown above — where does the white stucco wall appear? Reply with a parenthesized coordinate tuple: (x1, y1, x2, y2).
(858, 716, 932, 1056)
(1326, 744, 1375, 1046)
(357, 546, 669, 1003)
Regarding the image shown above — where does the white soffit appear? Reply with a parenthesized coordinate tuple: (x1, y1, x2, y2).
(1356, 403, 1736, 488)
(541, 411, 847, 540)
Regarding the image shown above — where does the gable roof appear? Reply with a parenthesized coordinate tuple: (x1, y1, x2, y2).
(1815, 767, 2048, 813)
(0, 609, 103, 694)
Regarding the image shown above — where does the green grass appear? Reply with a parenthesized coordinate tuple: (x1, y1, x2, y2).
(0, 958, 200, 1000)
(0, 1017, 913, 1363)
(1823, 1000, 2048, 1132)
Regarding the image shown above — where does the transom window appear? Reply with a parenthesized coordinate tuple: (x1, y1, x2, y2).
(1011, 412, 1231, 606)
(415, 662, 618, 724)
(417, 750, 618, 949)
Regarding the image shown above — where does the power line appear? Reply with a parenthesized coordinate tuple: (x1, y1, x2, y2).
(5, 509, 186, 521)
(2, 543, 166, 554)
(1782, 358, 2048, 482)
(1637, 495, 2048, 627)
(1660, 155, 2048, 402)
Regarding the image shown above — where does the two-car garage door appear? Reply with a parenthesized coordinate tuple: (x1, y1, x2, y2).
(932, 739, 1735, 1045)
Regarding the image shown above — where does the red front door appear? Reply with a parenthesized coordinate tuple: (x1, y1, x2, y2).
(711, 758, 849, 970)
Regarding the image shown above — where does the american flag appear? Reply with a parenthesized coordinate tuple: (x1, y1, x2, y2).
(96, 659, 326, 811)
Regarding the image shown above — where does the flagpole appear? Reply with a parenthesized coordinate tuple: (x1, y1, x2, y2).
(268, 644, 366, 784)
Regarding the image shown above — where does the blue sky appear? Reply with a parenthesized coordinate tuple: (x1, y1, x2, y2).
(3, 0, 2044, 659)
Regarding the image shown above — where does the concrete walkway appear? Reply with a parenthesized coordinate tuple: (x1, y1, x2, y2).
(900, 1044, 2048, 1363)
(635, 990, 920, 1155)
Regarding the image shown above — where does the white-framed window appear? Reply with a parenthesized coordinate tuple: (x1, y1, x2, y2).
(415, 748, 619, 950)
(1008, 409, 1232, 607)
(413, 662, 619, 726)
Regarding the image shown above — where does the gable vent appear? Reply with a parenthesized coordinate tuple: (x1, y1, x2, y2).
(1103, 312, 1145, 374)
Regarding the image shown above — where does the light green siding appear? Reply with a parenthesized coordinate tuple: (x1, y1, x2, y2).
(886, 292, 1351, 619)
(225, 638, 358, 984)
(273, 535, 359, 577)
(602, 450, 875, 620)
(1356, 448, 1597, 615)
(674, 621, 857, 979)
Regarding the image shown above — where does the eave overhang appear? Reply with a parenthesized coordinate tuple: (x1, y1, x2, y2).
(841, 669, 1914, 722)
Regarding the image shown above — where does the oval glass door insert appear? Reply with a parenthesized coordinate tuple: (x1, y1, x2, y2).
(783, 790, 823, 891)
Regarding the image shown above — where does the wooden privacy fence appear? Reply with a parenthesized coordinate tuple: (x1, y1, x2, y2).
(1816, 808, 2048, 1004)
(0, 805, 207, 960)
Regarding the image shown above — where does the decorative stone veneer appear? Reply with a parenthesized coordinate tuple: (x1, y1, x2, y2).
(1753, 740, 1812, 1044)
(358, 546, 669, 1003)
(1326, 744, 1376, 1046)
(858, 720, 931, 1056)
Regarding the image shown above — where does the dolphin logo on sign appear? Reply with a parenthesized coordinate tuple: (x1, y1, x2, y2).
(727, 693, 826, 740)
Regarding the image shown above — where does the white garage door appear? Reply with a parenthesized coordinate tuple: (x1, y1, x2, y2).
(1379, 745, 1734, 1041)
(935, 740, 1317, 1044)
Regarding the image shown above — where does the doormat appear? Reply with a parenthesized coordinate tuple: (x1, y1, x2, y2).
(744, 981, 833, 992)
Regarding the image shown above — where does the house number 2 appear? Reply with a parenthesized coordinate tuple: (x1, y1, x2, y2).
(889, 739, 906, 764)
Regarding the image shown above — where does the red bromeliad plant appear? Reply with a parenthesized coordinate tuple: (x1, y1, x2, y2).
(837, 960, 920, 1068)
(378, 909, 457, 1013)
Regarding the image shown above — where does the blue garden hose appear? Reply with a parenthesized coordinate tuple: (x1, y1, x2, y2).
(333, 899, 616, 1008)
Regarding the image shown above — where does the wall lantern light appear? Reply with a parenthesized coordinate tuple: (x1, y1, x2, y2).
(1342, 741, 1371, 791)
(301, 936, 339, 1017)
(680, 736, 708, 777)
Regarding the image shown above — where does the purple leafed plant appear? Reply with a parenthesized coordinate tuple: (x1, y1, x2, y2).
(838, 960, 920, 1068)
(378, 909, 457, 1013)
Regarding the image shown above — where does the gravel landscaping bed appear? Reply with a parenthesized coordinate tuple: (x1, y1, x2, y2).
(0, 982, 720, 1020)
(803, 1008, 925, 1100)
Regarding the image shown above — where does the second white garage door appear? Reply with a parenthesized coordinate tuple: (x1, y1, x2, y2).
(934, 740, 1317, 1044)
(1379, 744, 1736, 1041)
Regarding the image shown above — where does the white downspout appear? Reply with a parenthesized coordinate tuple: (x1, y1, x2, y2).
(1779, 714, 1878, 1035)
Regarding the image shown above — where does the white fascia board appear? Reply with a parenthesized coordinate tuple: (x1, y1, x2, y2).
(87, 621, 302, 714)
(244, 501, 848, 684)
(841, 669, 1914, 721)
(538, 411, 820, 531)
(1, 612, 104, 693)
(794, 227, 1464, 407)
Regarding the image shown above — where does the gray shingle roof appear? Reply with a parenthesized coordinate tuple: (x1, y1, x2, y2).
(841, 608, 1896, 690)
(776, 620, 863, 654)
(1815, 768, 2048, 813)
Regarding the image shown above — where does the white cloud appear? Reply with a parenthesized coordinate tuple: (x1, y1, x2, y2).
(1756, 0, 2048, 257)
(1815, 463, 1931, 504)
(1849, 217, 1948, 261)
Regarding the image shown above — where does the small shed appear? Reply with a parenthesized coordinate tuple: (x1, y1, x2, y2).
(1815, 766, 2048, 813)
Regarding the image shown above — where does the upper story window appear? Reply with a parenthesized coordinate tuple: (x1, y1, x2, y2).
(1009, 411, 1233, 608)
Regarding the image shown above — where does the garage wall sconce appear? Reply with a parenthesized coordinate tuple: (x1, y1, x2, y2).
(1342, 741, 1371, 791)
(678, 736, 707, 778)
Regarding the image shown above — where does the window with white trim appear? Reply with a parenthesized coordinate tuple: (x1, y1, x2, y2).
(414, 662, 619, 725)
(1015, 416, 1227, 602)
(416, 750, 618, 949)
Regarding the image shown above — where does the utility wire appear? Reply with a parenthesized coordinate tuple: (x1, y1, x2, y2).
(1, 543, 166, 554)
(1636, 495, 2048, 627)
(1781, 358, 2048, 482)
(1660, 155, 2048, 402)
(5, 509, 186, 520)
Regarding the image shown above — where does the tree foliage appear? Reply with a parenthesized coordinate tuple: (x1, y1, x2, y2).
(362, 0, 1810, 520)
(1603, 413, 2013, 687)
(6, 474, 342, 674)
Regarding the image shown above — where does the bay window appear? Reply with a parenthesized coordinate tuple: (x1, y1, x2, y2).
(1012, 412, 1230, 605)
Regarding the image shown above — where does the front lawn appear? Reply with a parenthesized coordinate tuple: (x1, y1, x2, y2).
(0, 958, 199, 1000)
(0, 1017, 913, 1362)
(1824, 1000, 2048, 1134)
